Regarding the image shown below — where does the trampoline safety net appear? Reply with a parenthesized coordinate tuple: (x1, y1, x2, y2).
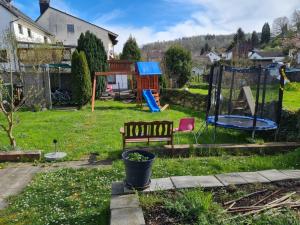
(206, 64, 284, 133)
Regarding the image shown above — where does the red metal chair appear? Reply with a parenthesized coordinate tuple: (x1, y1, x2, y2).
(173, 118, 198, 144)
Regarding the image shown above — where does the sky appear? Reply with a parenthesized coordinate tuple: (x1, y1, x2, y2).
(12, 0, 300, 52)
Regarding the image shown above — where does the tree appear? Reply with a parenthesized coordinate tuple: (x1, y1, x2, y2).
(204, 43, 210, 52)
(164, 45, 192, 88)
(251, 31, 259, 48)
(71, 50, 92, 107)
(77, 31, 107, 96)
(273, 17, 289, 37)
(233, 28, 246, 44)
(120, 36, 141, 61)
(292, 10, 300, 32)
(261, 23, 271, 44)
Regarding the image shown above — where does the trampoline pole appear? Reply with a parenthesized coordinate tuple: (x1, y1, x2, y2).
(228, 70, 235, 115)
(252, 65, 262, 139)
(276, 65, 286, 141)
(260, 69, 268, 118)
(214, 64, 223, 142)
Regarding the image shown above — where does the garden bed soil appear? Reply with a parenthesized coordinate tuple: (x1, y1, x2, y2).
(142, 180, 300, 225)
(0, 151, 41, 162)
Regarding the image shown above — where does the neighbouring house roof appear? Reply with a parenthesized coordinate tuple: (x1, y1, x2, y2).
(0, 0, 53, 36)
(36, 6, 118, 44)
(255, 51, 285, 58)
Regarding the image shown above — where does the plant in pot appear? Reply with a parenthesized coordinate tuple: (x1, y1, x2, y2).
(122, 150, 155, 190)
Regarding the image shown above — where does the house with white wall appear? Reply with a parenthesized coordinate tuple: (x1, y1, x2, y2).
(35, 0, 125, 89)
(206, 51, 221, 63)
(249, 50, 285, 63)
(0, 0, 53, 71)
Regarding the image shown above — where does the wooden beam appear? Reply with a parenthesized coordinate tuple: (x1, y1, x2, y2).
(95, 71, 134, 76)
(91, 76, 97, 112)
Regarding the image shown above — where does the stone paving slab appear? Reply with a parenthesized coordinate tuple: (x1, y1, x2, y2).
(111, 208, 145, 225)
(144, 178, 175, 192)
(110, 194, 139, 210)
(236, 172, 271, 183)
(0, 198, 7, 210)
(171, 176, 224, 189)
(215, 173, 248, 186)
(257, 170, 291, 182)
(112, 182, 125, 195)
(279, 170, 300, 180)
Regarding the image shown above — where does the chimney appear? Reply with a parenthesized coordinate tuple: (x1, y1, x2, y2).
(39, 0, 50, 15)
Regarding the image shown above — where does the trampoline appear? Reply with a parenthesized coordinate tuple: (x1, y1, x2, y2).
(207, 115, 278, 131)
(198, 63, 287, 140)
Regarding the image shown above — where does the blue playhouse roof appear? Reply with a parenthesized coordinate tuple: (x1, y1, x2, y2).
(136, 62, 162, 76)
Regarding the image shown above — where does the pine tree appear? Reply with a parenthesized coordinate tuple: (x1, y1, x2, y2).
(120, 36, 141, 61)
(71, 50, 92, 107)
(77, 31, 107, 96)
(251, 31, 259, 48)
(164, 45, 192, 88)
(261, 23, 271, 44)
(233, 28, 246, 44)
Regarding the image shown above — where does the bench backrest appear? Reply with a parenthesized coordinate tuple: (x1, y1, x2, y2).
(124, 121, 173, 139)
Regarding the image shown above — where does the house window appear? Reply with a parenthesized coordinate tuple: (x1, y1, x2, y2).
(0, 50, 7, 62)
(18, 24, 23, 34)
(67, 24, 74, 33)
(44, 36, 48, 44)
(107, 75, 116, 84)
(27, 28, 32, 38)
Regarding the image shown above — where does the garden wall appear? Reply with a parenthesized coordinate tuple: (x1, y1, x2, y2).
(160, 89, 207, 111)
(278, 109, 300, 141)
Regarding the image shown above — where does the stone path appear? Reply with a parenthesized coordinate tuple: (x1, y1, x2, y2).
(0, 160, 112, 210)
(0, 166, 42, 209)
(111, 169, 300, 225)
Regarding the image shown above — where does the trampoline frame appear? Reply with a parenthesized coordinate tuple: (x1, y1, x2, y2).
(207, 115, 278, 131)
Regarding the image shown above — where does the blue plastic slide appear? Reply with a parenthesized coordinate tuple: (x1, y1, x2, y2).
(142, 89, 160, 112)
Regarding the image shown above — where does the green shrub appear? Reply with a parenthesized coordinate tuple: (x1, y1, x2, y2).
(165, 45, 192, 88)
(77, 31, 108, 96)
(71, 50, 92, 107)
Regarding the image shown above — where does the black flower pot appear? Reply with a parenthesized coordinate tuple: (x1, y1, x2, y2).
(122, 150, 155, 190)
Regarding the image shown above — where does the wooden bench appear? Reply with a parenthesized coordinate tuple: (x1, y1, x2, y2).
(120, 121, 174, 149)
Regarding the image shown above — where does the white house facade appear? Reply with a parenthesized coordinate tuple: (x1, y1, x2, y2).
(206, 51, 221, 63)
(36, 0, 118, 59)
(0, 0, 53, 71)
(249, 51, 285, 63)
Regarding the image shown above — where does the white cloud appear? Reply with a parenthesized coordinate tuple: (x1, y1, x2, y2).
(51, 0, 80, 17)
(95, 0, 300, 53)
(93, 9, 124, 25)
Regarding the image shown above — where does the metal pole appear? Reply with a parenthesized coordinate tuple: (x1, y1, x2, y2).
(252, 65, 262, 138)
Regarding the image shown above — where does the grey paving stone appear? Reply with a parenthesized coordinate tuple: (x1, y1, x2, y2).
(171, 176, 224, 189)
(111, 207, 145, 225)
(112, 181, 125, 195)
(236, 172, 271, 183)
(0, 198, 7, 210)
(257, 170, 291, 182)
(110, 194, 139, 210)
(216, 173, 248, 186)
(123, 185, 135, 194)
(279, 170, 300, 180)
(144, 178, 175, 192)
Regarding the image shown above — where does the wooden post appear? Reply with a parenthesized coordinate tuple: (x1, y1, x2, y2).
(91, 75, 97, 112)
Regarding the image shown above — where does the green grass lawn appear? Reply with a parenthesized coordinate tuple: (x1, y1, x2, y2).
(0, 149, 299, 225)
(0, 100, 250, 160)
